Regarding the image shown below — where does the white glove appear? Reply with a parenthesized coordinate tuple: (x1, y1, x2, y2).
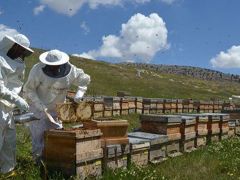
(15, 96, 29, 112)
(74, 90, 84, 103)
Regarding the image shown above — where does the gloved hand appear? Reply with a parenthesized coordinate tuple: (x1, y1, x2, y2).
(15, 96, 29, 112)
(74, 90, 84, 103)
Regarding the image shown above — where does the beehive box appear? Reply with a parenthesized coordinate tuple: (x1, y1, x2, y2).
(140, 114, 182, 141)
(136, 97, 143, 114)
(183, 99, 194, 113)
(128, 137, 150, 166)
(127, 96, 136, 114)
(85, 118, 129, 146)
(170, 99, 177, 113)
(156, 98, 164, 114)
(177, 99, 183, 113)
(93, 97, 104, 118)
(180, 116, 197, 152)
(228, 120, 236, 137)
(164, 99, 172, 114)
(44, 128, 103, 179)
(56, 102, 78, 123)
(150, 99, 157, 114)
(103, 144, 129, 170)
(103, 97, 113, 117)
(113, 97, 121, 116)
(202, 113, 221, 143)
(182, 114, 208, 147)
(218, 113, 230, 140)
(120, 97, 129, 115)
(128, 132, 168, 164)
(143, 98, 151, 114)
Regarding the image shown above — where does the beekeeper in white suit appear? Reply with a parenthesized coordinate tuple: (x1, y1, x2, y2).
(0, 34, 33, 174)
(23, 49, 90, 162)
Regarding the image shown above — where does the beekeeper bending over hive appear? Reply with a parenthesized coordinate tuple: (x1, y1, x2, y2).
(0, 34, 33, 174)
(23, 49, 90, 163)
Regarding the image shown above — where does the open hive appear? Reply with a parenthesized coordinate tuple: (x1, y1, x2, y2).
(180, 116, 197, 153)
(128, 132, 168, 164)
(140, 114, 182, 157)
(43, 128, 103, 179)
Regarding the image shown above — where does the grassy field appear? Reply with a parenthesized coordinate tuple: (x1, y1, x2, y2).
(1, 120, 239, 180)
(24, 49, 240, 100)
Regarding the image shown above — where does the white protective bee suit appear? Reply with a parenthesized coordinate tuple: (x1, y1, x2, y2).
(23, 49, 90, 160)
(0, 34, 33, 173)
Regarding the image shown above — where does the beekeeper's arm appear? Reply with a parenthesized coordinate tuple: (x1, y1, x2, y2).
(72, 65, 91, 103)
(23, 65, 46, 111)
(0, 58, 29, 111)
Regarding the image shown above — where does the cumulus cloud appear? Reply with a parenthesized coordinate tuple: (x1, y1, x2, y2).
(76, 13, 169, 63)
(210, 45, 240, 68)
(0, 24, 19, 40)
(35, 0, 178, 16)
(33, 5, 45, 15)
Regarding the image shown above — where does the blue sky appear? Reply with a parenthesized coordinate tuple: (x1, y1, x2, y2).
(1, 0, 240, 74)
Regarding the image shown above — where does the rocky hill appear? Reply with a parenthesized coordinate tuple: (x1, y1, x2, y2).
(123, 63, 240, 82)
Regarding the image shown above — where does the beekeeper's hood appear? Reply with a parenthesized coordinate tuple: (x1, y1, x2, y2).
(0, 34, 34, 55)
(39, 49, 69, 66)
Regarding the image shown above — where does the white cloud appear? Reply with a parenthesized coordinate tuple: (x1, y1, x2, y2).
(33, 5, 45, 15)
(80, 21, 90, 35)
(36, 0, 178, 16)
(72, 53, 95, 60)
(210, 45, 240, 68)
(0, 24, 19, 40)
(79, 13, 169, 63)
(161, 0, 177, 5)
(0, 10, 3, 15)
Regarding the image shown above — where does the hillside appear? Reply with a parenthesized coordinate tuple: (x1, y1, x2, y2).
(24, 49, 240, 100)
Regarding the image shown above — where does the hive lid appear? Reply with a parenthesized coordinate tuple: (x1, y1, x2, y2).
(128, 132, 168, 144)
(91, 119, 129, 126)
(181, 116, 196, 124)
(140, 114, 182, 123)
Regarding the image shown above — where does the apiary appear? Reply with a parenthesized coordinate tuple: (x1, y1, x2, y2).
(180, 116, 197, 152)
(128, 132, 168, 164)
(103, 144, 129, 170)
(43, 128, 103, 179)
(128, 137, 150, 166)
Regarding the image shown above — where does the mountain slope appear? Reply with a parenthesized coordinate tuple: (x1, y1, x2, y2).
(24, 49, 240, 100)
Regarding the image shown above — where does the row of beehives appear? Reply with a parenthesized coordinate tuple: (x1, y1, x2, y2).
(43, 113, 240, 179)
(57, 96, 236, 122)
